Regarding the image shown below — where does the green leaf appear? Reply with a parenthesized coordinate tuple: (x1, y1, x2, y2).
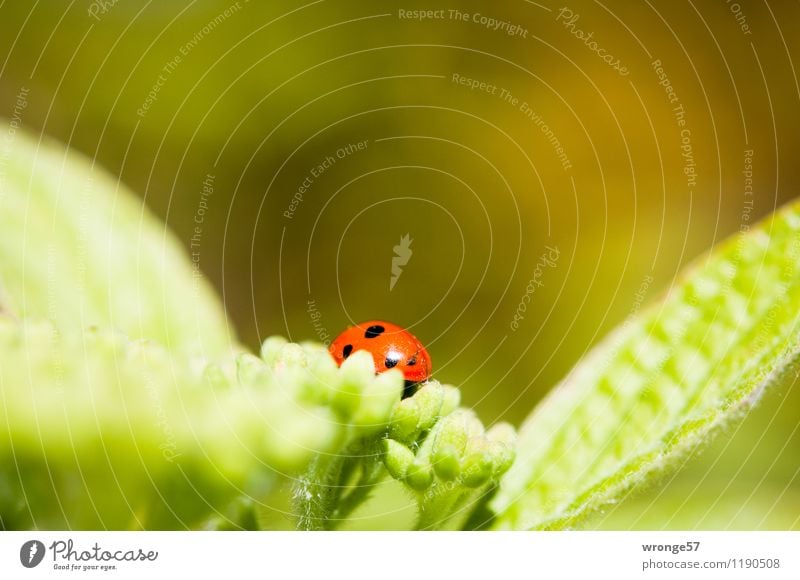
(0, 119, 234, 358)
(491, 198, 800, 530)
(0, 317, 244, 529)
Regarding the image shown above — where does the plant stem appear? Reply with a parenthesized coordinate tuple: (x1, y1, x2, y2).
(293, 439, 383, 530)
(294, 453, 347, 530)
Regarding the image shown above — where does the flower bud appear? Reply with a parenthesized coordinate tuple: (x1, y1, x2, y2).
(236, 353, 268, 387)
(389, 397, 422, 442)
(432, 444, 461, 481)
(460, 441, 495, 488)
(413, 381, 445, 432)
(406, 459, 434, 491)
(431, 411, 472, 481)
(330, 350, 374, 418)
(440, 385, 461, 415)
(298, 351, 339, 405)
(383, 438, 415, 480)
(352, 369, 404, 432)
(486, 422, 516, 445)
(489, 440, 515, 477)
(260, 336, 288, 365)
(485, 422, 516, 477)
(274, 343, 307, 370)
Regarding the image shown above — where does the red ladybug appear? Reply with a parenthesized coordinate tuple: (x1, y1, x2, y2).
(329, 320, 431, 398)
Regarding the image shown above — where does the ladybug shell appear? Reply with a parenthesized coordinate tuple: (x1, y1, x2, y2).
(329, 320, 431, 384)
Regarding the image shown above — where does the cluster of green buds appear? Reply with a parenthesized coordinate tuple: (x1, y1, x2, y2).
(383, 382, 516, 529)
(205, 337, 404, 476)
(250, 339, 517, 530)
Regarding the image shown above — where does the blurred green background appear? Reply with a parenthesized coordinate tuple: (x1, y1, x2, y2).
(1, 0, 798, 529)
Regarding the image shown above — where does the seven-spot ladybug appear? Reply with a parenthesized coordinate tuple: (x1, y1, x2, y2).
(329, 320, 431, 398)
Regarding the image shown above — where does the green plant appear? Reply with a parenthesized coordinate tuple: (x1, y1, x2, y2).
(1, 122, 799, 530)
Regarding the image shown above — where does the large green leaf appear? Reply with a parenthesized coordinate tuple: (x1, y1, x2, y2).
(491, 198, 800, 529)
(0, 317, 243, 529)
(0, 119, 233, 358)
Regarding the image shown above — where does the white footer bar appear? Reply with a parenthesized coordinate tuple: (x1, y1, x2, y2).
(1, 531, 798, 579)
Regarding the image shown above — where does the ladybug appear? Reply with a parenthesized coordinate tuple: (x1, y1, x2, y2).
(329, 320, 431, 399)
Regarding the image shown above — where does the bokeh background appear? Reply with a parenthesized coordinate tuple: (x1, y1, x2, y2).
(1, 0, 798, 529)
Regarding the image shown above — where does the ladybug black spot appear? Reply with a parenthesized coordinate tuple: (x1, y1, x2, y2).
(385, 354, 400, 368)
(342, 344, 353, 358)
(365, 325, 385, 338)
(407, 355, 417, 366)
